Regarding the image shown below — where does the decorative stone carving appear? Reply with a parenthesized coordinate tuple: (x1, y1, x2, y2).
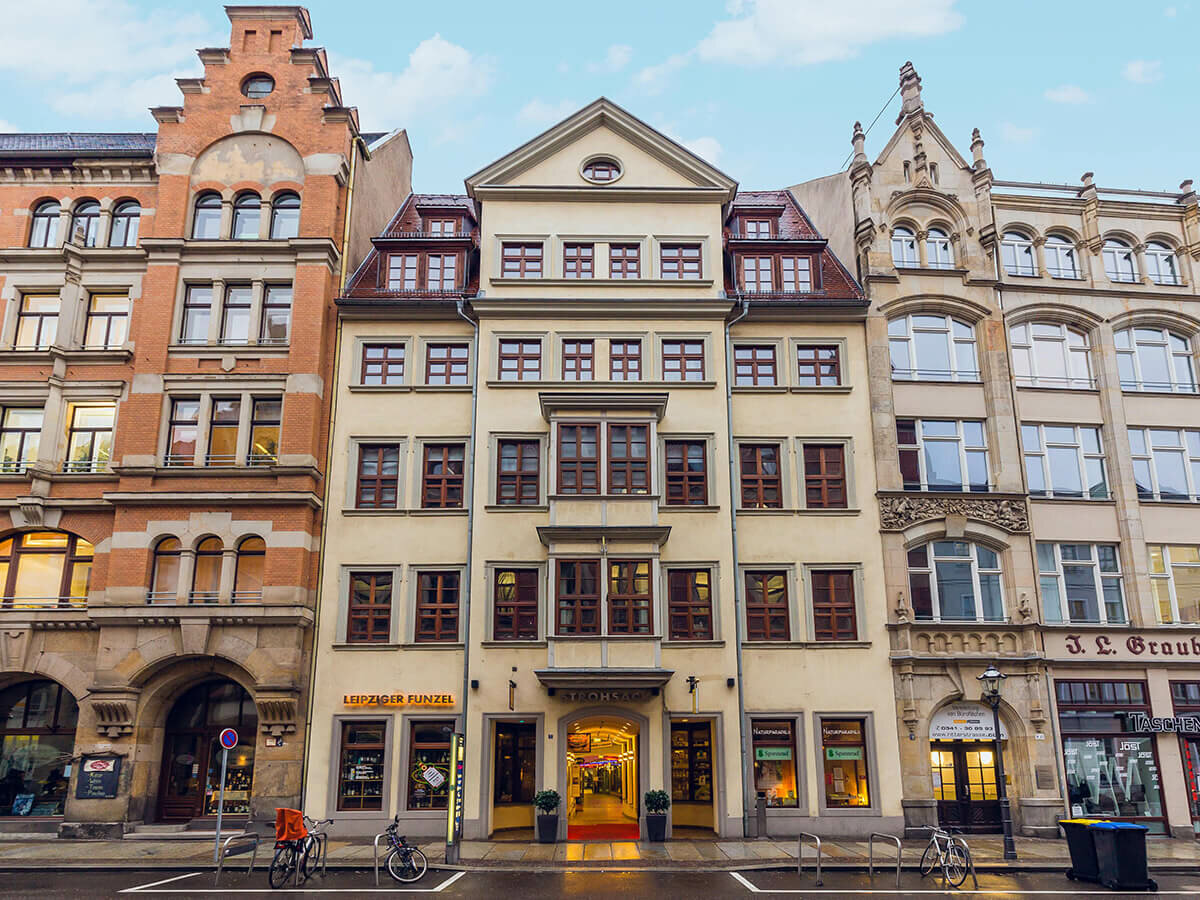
(257, 695, 298, 736)
(91, 696, 137, 738)
(913, 629, 1020, 656)
(878, 493, 1029, 533)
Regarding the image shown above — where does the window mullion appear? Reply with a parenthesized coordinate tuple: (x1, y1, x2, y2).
(970, 558, 985, 622)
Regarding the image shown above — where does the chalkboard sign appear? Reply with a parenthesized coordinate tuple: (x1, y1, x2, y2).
(75, 756, 121, 800)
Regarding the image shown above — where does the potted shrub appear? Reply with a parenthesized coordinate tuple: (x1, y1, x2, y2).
(644, 789, 670, 842)
(533, 789, 561, 843)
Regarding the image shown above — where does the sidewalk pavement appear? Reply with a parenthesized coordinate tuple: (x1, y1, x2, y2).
(0, 833, 1197, 872)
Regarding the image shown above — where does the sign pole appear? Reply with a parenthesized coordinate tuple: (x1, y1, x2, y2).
(214, 746, 229, 864)
(444, 733, 465, 865)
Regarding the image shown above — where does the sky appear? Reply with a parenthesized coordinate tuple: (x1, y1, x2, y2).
(0, 1, 1196, 195)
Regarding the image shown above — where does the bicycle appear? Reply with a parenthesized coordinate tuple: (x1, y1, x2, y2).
(268, 837, 300, 889)
(300, 816, 333, 881)
(382, 815, 428, 883)
(919, 824, 972, 887)
(268, 810, 327, 889)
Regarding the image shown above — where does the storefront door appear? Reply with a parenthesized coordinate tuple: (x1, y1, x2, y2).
(931, 741, 1001, 832)
(0, 680, 79, 819)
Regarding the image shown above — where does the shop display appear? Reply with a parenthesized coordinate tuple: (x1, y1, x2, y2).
(671, 723, 712, 802)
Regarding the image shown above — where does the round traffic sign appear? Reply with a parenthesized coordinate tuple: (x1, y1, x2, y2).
(219, 728, 239, 750)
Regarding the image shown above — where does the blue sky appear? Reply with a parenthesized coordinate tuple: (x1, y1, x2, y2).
(1, 1, 1196, 194)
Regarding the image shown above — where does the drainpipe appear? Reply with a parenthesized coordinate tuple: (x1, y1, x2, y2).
(299, 134, 360, 811)
(724, 294, 751, 836)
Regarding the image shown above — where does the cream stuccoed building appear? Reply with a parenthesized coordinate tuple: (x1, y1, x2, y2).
(794, 63, 1200, 839)
(303, 99, 904, 841)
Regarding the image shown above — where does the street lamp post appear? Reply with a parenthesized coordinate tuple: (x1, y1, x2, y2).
(978, 663, 1017, 861)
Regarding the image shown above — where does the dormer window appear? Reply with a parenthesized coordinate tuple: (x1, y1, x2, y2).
(241, 74, 275, 98)
(426, 217, 459, 237)
(743, 218, 773, 239)
(582, 157, 622, 184)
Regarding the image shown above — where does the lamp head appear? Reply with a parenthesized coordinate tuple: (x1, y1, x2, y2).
(977, 663, 1006, 700)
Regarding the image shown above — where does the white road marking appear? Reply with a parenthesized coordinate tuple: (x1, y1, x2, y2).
(121, 869, 466, 893)
(730, 870, 1194, 895)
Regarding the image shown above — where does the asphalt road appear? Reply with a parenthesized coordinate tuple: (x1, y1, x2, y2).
(1, 867, 1199, 898)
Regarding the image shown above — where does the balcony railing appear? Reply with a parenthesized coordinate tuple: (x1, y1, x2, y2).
(381, 229, 474, 240)
(246, 453, 278, 467)
(1, 596, 86, 610)
(732, 288, 826, 300)
(0, 460, 31, 474)
(63, 458, 108, 474)
(891, 368, 982, 383)
(232, 590, 264, 603)
(1015, 375, 1096, 390)
(1137, 490, 1200, 503)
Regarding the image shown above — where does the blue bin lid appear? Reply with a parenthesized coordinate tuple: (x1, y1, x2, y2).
(1088, 822, 1148, 830)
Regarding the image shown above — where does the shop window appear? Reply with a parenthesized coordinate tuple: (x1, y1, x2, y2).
(665, 440, 707, 506)
(337, 721, 385, 811)
(751, 719, 798, 807)
(497, 439, 540, 505)
(347, 572, 392, 643)
(415, 572, 460, 642)
(610, 340, 641, 381)
(745, 571, 789, 641)
(670, 722, 713, 802)
(607, 424, 648, 494)
(493, 568, 538, 640)
(0, 531, 93, 609)
(494, 723, 536, 804)
(608, 560, 651, 635)
(0, 680, 79, 816)
(1149, 545, 1200, 624)
(821, 719, 870, 808)
(407, 721, 453, 809)
(555, 559, 600, 635)
(667, 569, 712, 640)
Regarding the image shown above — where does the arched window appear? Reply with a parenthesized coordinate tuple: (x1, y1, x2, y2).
(233, 537, 265, 602)
(907, 540, 1003, 622)
(925, 227, 953, 269)
(109, 201, 140, 248)
(1009, 322, 1092, 388)
(190, 537, 223, 604)
(241, 74, 275, 98)
(1044, 234, 1078, 279)
(890, 226, 918, 267)
(0, 531, 93, 609)
(888, 313, 979, 382)
(1145, 241, 1180, 286)
(148, 537, 182, 603)
(269, 192, 300, 240)
(29, 201, 61, 248)
(1115, 326, 1196, 393)
(231, 193, 261, 240)
(1103, 239, 1137, 283)
(71, 201, 100, 247)
(0, 679, 79, 816)
(192, 193, 222, 240)
(1000, 230, 1035, 276)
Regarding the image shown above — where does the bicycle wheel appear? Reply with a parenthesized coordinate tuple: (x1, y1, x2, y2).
(268, 844, 296, 889)
(386, 846, 428, 883)
(943, 839, 970, 887)
(300, 835, 322, 881)
(919, 842, 938, 877)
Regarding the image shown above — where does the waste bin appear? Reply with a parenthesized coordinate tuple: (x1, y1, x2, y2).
(1060, 818, 1102, 883)
(1089, 822, 1157, 892)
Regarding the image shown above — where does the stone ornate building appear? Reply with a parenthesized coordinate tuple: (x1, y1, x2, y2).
(0, 6, 409, 835)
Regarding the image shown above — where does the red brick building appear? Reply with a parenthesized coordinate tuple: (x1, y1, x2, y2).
(0, 6, 410, 835)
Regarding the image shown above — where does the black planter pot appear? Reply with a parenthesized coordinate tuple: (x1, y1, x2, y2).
(536, 813, 559, 843)
(645, 813, 668, 842)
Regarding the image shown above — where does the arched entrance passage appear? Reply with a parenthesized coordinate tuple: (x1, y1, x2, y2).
(927, 699, 1013, 834)
(157, 679, 257, 822)
(0, 679, 78, 818)
(564, 714, 640, 840)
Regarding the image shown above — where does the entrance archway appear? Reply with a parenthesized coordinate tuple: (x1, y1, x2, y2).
(157, 679, 257, 822)
(0, 679, 78, 818)
(565, 714, 639, 840)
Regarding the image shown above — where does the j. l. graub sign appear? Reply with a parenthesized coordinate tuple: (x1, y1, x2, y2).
(343, 693, 455, 707)
(1050, 632, 1200, 660)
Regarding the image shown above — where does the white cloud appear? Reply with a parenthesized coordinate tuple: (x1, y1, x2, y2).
(588, 44, 633, 73)
(1044, 84, 1091, 104)
(1164, 5, 1177, 15)
(517, 98, 579, 127)
(330, 36, 493, 132)
(1123, 60, 1163, 83)
(0, 0, 217, 121)
(634, 53, 692, 94)
(682, 136, 723, 164)
(0, 120, 18, 133)
(999, 122, 1036, 144)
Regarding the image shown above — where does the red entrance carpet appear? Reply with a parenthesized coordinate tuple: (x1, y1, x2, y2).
(567, 823, 640, 840)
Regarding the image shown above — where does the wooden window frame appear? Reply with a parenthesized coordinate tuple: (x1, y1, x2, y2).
(562, 339, 594, 382)
(610, 340, 642, 382)
(361, 343, 405, 385)
(608, 559, 652, 635)
(65, 405, 114, 472)
(426, 253, 459, 292)
(421, 443, 465, 508)
(415, 571, 460, 642)
(387, 253, 418, 291)
(745, 570, 790, 641)
(563, 243, 594, 279)
(609, 244, 640, 279)
(84, 295, 129, 349)
(0, 531, 94, 608)
(15, 295, 59, 350)
(247, 397, 280, 466)
(557, 423, 599, 495)
(166, 398, 199, 466)
(796, 344, 842, 386)
(356, 443, 400, 509)
(493, 568, 539, 641)
(497, 439, 540, 505)
(742, 217, 773, 238)
(425, 343, 470, 385)
(740, 443, 783, 509)
(661, 244, 702, 280)
(607, 423, 649, 495)
(336, 720, 386, 811)
(555, 559, 600, 635)
(780, 255, 814, 293)
(347, 571, 392, 643)
(734, 345, 778, 386)
(664, 440, 708, 506)
(219, 283, 253, 344)
(179, 285, 212, 344)
(667, 569, 713, 640)
(502, 242, 543, 279)
(811, 569, 857, 640)
(803, 444, 847, 509)
(583, 159, 620, 182)
(741, 255, 774, 293)
(206, 397, 241, 466)
(662, 339, 705, 382)
(498, 339, 542, 381)
(406, 721, 453, 809)
(425, 217, 459, 237)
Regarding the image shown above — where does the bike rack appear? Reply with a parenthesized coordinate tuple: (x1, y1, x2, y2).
(310, 832, 329, 879)
(213, 832, 259, 886)
(796, 832, 823, 886)
(868, 832, 902, 889)
(938, 838, 980, 891)
(372, 831, 388, 887)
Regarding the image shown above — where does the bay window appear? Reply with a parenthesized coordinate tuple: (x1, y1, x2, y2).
(1038, 543, 1126, 625)
(908, 541, 1004, 622)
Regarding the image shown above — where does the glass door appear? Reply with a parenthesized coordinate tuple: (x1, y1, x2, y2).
(931, 740, 1001, 833)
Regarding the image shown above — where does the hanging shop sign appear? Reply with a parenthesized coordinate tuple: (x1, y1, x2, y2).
(1049, 631, 1200, 660)
(343, 693, 455, 707)
(75, 756, 122, 800)
(1125, 712, 1200, 734)
(929, 702, 1009, 740)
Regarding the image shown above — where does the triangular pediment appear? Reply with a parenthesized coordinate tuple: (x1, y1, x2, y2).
(465, 97, 737, 197)
(873, 112, 972, 178)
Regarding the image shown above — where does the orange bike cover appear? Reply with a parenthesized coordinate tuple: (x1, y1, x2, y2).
(275, 807, 305, 842)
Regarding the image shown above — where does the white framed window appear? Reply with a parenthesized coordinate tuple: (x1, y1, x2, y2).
(925, 228, 953, 269)
(1000, 231, 1036, 276)
(1115, 327, 1196, 393)
(1044, 235, 1079, 279)
(1037, 543, 1126, 625)
(1149, 544, 1200, 625)
(888, 314, 978, 382)
(907, 541, 1004, 622)
(891, 227, 918, 268)
(1102, 239, 1137, 282)
(897, 418, 989, 492)
(1009, 322, 1093, 389)
(1145, 242, 1181, 286)
(1021, 423, 1108, 499)
(1129, 427, 1200, 502)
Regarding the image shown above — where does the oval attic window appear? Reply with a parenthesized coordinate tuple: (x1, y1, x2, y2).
(241, 74, 275, 99)
(582, 157, 622, 183)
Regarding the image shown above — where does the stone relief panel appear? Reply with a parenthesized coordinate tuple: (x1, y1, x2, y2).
(878, 493, 1029, 533)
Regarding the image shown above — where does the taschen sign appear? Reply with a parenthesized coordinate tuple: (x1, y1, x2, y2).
(1125, 712, 1200, 734)
(343, 693, 455, 707)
